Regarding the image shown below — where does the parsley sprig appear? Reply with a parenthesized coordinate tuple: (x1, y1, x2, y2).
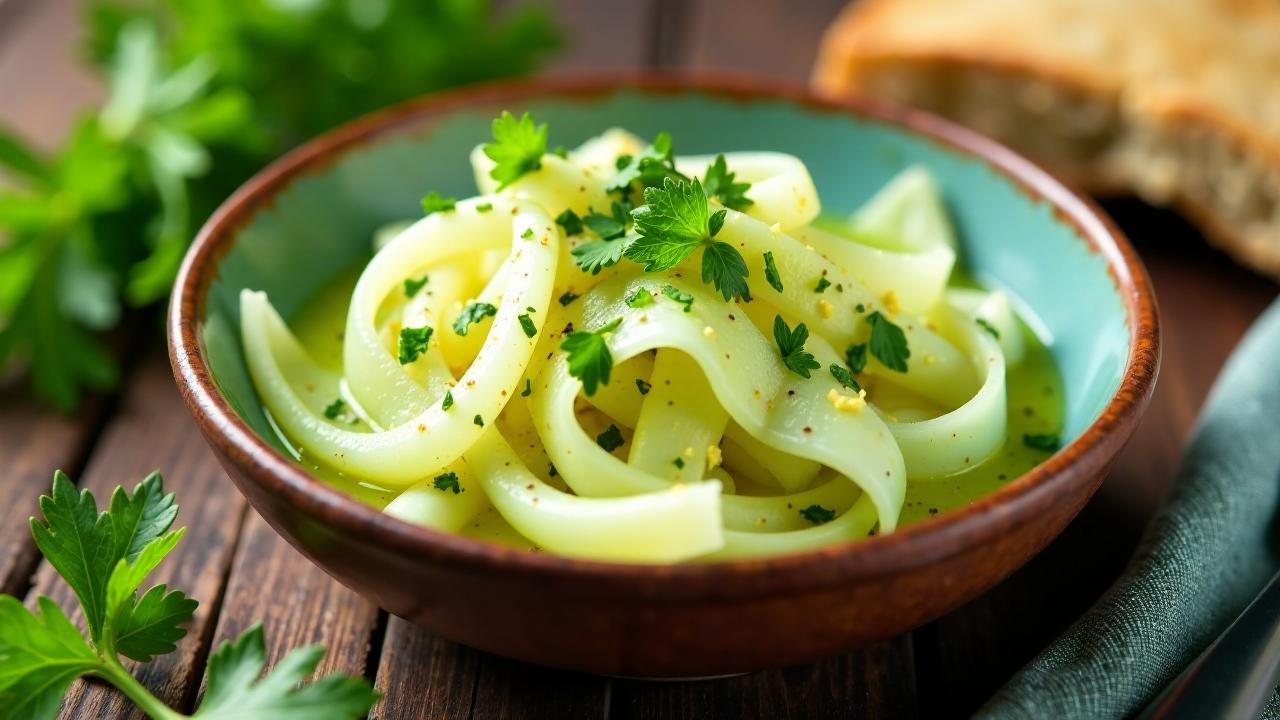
(625, 177, 751, 301)
(0, 472, 377, 719)
(866, 311, 910, 373)
(561, 317, 622, 396)
(773, 315, 820, 379)
(571, 201, 637, 275)
(483, 111, 548, 191)
(607, 132, 687, 197)
(702, 154, 753, 211)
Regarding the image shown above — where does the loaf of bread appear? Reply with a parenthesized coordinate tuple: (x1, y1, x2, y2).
(813, 0, 1280, 277)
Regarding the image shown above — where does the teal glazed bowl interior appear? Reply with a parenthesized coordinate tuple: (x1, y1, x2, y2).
(169, 76, 1159, 677)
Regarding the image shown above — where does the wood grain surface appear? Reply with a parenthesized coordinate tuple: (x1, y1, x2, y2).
(1, 1, 1276, 718)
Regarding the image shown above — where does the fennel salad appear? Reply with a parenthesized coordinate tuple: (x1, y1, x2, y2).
(241, 112, 1063, 563)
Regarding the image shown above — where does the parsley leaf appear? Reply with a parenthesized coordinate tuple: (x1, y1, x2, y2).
(976, 318, 1001, 339)
(702, 154, 753, 210)
(442, 390, 454, 410)
(113, 584, 199, 662)
(814, 276, 831, 293)
(829, 364, 861, 392)
(701, 240, 751, 301)
(625, 177, 709, 272)
(583, 201, 630, 240)
(555, 208, 583, 236)
(866, 311, 910, 373)
(518, 313, 538, 338)
(763, 251, 784, 292)
(773, 315, 820, 379)
(483, 111, 547, 191)
(433, 472, 461, 494)
(452, 302, 497, 336)
(596, 424, 625, 452)
(661, 285, 694, 313)
(607, 132, 687, 196)
(473, 414, 485, 427)
(0, 595, 99, 718)
(800, 505, 836, 525)
(397, 326, 433, 364)
(1023, 433, 1061, 452)
(195, 624, 378, 719)
(420, 191, 456, 216)
(626, 288, 654, 308)
(558, 291, 579, 306)
(403, 275, 429, 297)
(521, 379, 532, 397)
(572, 233, 636, 275)
(561, 317, 622, 396)
(845, 343, 868, 374)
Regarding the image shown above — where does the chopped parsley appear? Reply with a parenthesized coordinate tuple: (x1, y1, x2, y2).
(433, 472, 462, 494)
(421, 191, 457, 216)
(596, 424, 625, 452)
(452, 302, 498, 336)
(829, 364, 861, 392)
(560, 317, 622, 396)
(397, 326, 433, 364)
(625, 177, 750, 301)
(1023, 433, 1061, 452)
(608, 132, 687, 196)
(521, 379, 532, 397)
(476, 202, 494, 213)
(635, 378, 652, 395)
(702, 154, 753, 211)
(773, 315, 820, 379)
(800, 504, 836, 525)
(814, 276, 831, 293)
(673, 457, 686, 469)
(661, 285, 694, 313)
(866, 311, 910, 373)
(583, 201, 631, 239)
(845, 343, 868, 374)
(520, 227, 534, 240)
(626, 287, 654, 308)
(573, 202, 637, 274)
(555, 208, 584, 236)
(323, 398, 357, 424)
(976, 318, 1001, 339)
(483, 111, 547, 191)
(558, 291, 579, 306)
(473, 414, 484, 427)
(763, 251, 784, 292)
(442, 390, 454, 410)
(551, 145, 569, 158)
(403, 274, 429, 297)
(855, 303, 866, 313)
(518, 313, 537, 338)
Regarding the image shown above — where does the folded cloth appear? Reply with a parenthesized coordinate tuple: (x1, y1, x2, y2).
(980, 296, 1280, 719)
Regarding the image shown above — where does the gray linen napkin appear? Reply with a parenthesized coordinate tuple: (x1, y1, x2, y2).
(980, 296, 1280, 719)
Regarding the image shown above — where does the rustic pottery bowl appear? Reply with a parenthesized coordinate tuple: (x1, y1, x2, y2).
(169, 76, 1159, 677)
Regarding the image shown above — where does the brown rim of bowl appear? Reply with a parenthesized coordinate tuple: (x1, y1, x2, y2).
(168, 73, 1160, 598)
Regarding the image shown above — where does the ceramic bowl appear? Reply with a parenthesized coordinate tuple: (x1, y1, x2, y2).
(169, 76, 1159, 677)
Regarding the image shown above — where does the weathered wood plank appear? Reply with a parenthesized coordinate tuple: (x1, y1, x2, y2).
(17, 352, 247, 720)
(201, 511, 381, 690)
(372, 619, 483, 720)
(612, 636, 918, 720)
(470, 653, 610, 720)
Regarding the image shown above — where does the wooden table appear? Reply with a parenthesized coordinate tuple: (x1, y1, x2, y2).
(2, 1, 1277, 718)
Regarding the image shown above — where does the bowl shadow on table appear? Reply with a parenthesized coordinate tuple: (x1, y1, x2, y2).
(907, 199, 1276, 717)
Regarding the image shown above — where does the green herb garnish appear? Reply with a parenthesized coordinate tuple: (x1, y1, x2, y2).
(452, 302, 498, 336)
(442, 390, 454, 410)
(323, 398, 358, 424)
(0, 472, 377, 719)
(607, 132, 687, 195)
(520, 227, 534, 240)
(763, 251, 784, 292)
(521, 379, 532, 397)
(403, 274, 429, 297)
(596, 424, 625, 452)
(558, 291, 579, 306)
(814, 276, 831, 294)
(625, 177, 750, 301)
(518, 313, 538, 338)
(397, 325, 433, 364)
(1023, 433, 1061, 452)
(866, 311, 910, 373)
(829, 364, 861, 392)
(626, 288, 655, 308)
(473, 414, 484, 427)
(560, 317, 622, 396)
(635, 378, 652, 395)
(702, 154, 753, 211)
(483, 111, 547, 191)
(583, 201, 631, 239)
(976, 318, 1001, 339)
(673, 457, 686, 469)
(555, 208, 584, 236)
(773, 315, 820, 379)
(421, 191, 456, 216)
(800, 504, 836, 525)
(433, 472, 462, 494)
(845, 343, 868, 374)
(476, 202, 494, 213)
(661, 285, 694, 313)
